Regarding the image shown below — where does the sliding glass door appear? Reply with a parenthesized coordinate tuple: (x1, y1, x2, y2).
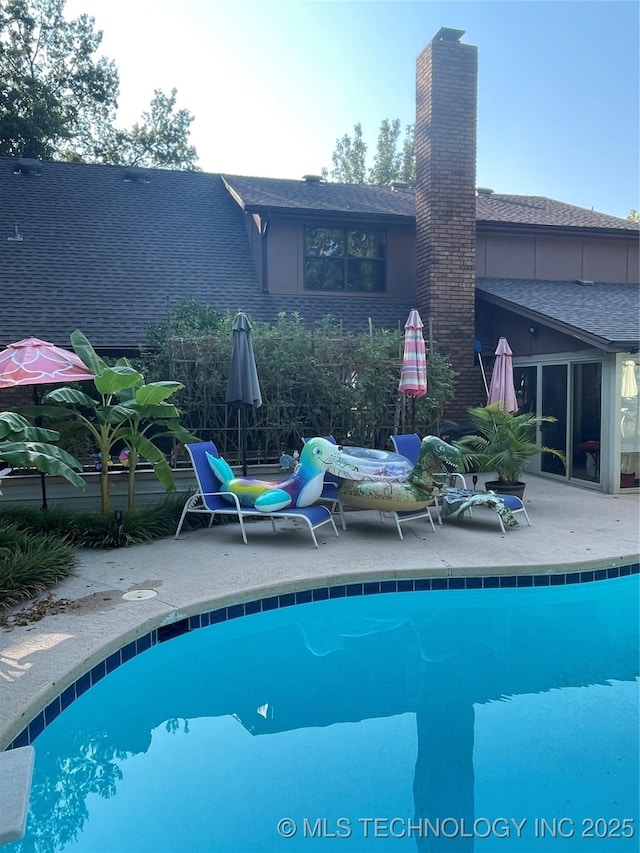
(570, 362, 602, 483)
(525, 361, 603, 484)
(540, 365, 568, 476)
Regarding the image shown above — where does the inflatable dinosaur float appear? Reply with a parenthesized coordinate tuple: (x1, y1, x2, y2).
(207, 435, 520, 526)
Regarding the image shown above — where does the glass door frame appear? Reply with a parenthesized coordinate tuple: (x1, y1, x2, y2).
(513, 350, 610, 490)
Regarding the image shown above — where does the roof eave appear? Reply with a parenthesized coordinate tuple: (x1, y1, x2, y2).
(476, 220, 638, 239)
(476, 290, 637, 353)
(241, 204, 415, 225)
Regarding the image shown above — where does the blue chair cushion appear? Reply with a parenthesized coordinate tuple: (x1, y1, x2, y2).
(497, 494, 524, 510)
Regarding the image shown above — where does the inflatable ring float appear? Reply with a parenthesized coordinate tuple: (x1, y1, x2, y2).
(327, 435, 457, 513)
(329, 445, 413, 482)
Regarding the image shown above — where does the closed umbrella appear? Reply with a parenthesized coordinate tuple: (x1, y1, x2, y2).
(0, 338, 94, 507)
(225, 313, 262, 476)
(487, 337, 518, 413)
(621, 360, 638, 399)
(398, 309, 427, 433)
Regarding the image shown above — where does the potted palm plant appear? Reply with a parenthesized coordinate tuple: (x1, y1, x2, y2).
(453, 403, 566, 498)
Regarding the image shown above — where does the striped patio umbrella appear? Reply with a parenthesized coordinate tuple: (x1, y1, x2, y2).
(487, 337, 518, 413)
(398, 309, 427, 432)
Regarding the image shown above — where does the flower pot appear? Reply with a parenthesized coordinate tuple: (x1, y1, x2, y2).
(485, 480, 526, 500)
(620, 472, 636, 489)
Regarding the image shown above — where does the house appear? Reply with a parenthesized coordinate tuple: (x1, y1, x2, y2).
(1, 28, 638, 494)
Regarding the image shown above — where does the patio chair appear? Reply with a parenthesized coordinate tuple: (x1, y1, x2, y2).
(378, 504, 437, 540)
(437, 487, 532, 534)
(390, 433, 468, 488)
(390, 432, 422, 464)
(302, 435, 347, 530)
(390, 433, 530, 532)
(174, 442, 339, 548)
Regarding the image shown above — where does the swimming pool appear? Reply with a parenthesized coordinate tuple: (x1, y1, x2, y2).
(7, 574, 639, 851)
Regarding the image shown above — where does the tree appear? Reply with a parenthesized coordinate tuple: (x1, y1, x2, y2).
(100, 89, 198, 169)
(628, 209, 640, 222)
(0, 0, 198, 168)
(323, 119, 415, 186)
(370, 119, 415, 186)
(322, 122, 368, 183)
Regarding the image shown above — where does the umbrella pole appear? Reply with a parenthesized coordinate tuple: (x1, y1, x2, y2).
(478, 353, 489, 397)
(241, 408, 248, 477)
(33, 387, 48, 510)
(411, 397, 416, 434)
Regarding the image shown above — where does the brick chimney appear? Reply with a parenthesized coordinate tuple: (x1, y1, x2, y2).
(416, 28, 480, 421)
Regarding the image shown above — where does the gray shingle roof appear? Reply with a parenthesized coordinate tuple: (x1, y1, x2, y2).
(223, 175, 415, 219)
(224, 175, 638, 231)
(0, 158, 414, 348)
(2, 158, 637, 352)
(1, 159, 259, 348)
(476, 278, 640, 349)
(475, 194, 639, 230)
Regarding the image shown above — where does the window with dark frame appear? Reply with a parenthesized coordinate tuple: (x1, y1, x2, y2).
(304, 226, 386, 293)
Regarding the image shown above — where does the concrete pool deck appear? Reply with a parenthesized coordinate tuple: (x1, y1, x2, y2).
(1, 473, 638, 750)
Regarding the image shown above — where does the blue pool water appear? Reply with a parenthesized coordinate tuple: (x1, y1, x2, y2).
(8, 575, 640, 852)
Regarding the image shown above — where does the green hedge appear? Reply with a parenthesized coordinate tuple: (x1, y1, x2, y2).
(141, 301, 456, 465)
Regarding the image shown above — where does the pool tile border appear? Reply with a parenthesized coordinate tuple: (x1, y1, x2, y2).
(6, 562, 639, 751)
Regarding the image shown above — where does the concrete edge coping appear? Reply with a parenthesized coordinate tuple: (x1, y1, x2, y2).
(0, 745, 35, 844)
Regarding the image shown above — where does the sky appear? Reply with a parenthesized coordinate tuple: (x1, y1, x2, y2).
(63, 0, 640, 219)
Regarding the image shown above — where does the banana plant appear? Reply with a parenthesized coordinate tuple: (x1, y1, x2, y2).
(0, 411, 85, 495)
(115, 378, 195, 511)
(32, 330, 196, 512)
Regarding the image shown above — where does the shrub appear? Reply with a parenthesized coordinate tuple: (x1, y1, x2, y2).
(0, 495, 194, 550)
(70, 496, 193, 548)
(0, 524, 77, 610)
(142, 301, 456, 461)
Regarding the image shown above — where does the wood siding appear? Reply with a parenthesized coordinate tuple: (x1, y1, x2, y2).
(477, 232, 639, 283)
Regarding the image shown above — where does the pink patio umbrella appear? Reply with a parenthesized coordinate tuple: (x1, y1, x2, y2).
(0, 337, 94, 387)
(398, 309, 427, 432)
(0, 338, 94, 507)
(487, 337, 518, 413)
